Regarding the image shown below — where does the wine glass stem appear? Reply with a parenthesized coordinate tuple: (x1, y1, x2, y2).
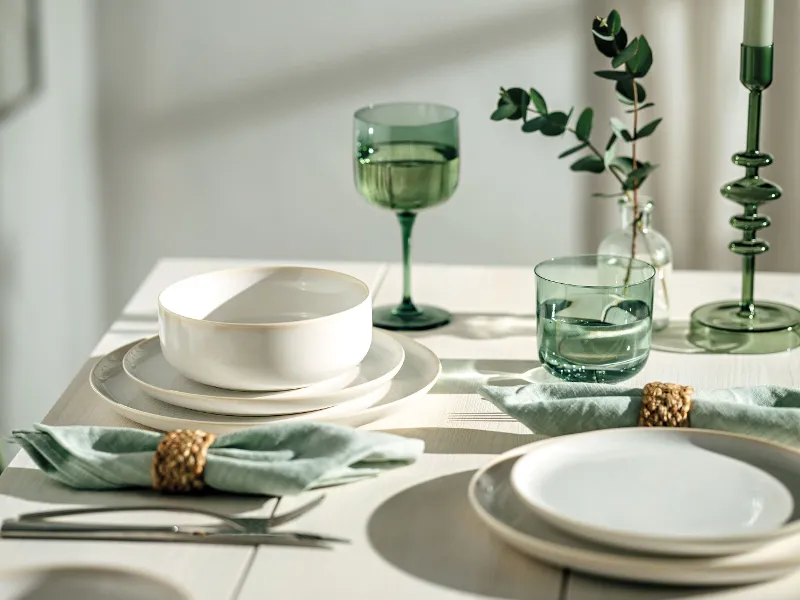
(397, 210, 418, 314)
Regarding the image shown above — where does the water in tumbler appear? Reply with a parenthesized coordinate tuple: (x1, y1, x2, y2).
(538, 294, 652, 383)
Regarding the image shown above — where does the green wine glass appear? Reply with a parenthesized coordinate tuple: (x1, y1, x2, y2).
(354, 102, 460, 331)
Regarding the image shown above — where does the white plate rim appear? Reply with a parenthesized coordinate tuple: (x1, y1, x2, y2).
(467, 436, 800, 586)
(121, 329, 405, 404)
(508, 428, 800, 549)
(0, 563, 192, 599)
(90, 332, 440, 431)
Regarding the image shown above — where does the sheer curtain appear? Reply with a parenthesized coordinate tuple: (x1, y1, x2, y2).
(582, 0, 799, 274)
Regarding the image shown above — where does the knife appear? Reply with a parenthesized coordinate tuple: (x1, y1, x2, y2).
(0, 519, 345, 547)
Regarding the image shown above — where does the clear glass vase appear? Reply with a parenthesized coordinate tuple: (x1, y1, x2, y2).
(598, 197, 672, 331)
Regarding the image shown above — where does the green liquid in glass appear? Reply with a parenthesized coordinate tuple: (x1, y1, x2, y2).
(355, 142, 459, 211)
(538, 313, 651, 384)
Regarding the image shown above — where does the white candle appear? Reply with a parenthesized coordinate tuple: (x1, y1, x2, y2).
(743, 0, 774, 46)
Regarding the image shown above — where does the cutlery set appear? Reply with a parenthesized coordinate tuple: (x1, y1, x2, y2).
(0, 495, 346, 549)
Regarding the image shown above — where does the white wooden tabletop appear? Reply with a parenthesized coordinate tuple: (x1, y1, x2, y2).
(2, 258, 800, 600)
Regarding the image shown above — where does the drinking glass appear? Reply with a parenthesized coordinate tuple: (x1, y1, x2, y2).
(536, 255, 655, 383)
(354, 103, 460, 331)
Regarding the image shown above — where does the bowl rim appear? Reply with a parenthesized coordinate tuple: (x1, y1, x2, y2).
(157, 265, 371, 328)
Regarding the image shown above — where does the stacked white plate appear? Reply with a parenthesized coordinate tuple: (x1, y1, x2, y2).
(90, 267, 441, 433)
(469, 428, 800, 586)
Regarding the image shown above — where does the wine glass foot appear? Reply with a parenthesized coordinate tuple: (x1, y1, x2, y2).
(373, 305, 451, 331)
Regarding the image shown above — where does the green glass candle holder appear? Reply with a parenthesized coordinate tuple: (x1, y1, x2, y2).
(689, 44, 800, 354)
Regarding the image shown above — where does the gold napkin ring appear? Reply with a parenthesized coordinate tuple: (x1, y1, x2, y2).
(152, 429, 217, 493)
(638, 382, 694, 428)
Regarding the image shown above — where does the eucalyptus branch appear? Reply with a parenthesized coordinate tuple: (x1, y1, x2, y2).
(490, 8, 662, 285)
(523, 105, 629, 190)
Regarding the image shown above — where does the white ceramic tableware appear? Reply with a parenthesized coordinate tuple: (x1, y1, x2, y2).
(91, 332, 440, 434)
(158, 266, 373, 391)
(122, 331, 405, 416)
(509, 428, 798, 556)
(0, 565, 190, 600)
(469, 441, 800, 586)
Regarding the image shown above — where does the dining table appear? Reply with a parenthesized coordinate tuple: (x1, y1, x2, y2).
(2, 258, 800, 600)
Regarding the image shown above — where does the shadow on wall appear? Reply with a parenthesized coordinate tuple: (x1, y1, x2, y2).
(95, 0, 588, 318)
(132, 2, 575, 144)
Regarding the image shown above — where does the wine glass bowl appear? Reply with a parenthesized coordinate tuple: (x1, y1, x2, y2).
(354, 103, 460, 331)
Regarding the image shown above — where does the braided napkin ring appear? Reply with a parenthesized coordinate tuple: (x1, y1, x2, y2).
(638, 382, 694, 428)
(152, 429, 217, 493)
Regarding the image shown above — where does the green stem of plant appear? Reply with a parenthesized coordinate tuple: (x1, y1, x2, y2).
(638, 221, 670, 309)
(630, 84, 640, 262)
(621, 85, 641, 289)
(396, 211, 418, 315)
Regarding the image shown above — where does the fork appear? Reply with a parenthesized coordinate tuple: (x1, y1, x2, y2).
(15, 494, 327, 535)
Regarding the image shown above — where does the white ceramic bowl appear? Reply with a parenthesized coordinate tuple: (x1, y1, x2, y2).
(158, 266, 373, 391)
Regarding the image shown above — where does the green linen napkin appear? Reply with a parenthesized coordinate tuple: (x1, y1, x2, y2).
(479, 383, 800, 447)
(11, 422, 424, 495)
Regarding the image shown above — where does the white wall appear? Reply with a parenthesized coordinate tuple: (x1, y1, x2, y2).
(95, 0, 589, 318)
(96, 0, 800, 325)
(0, 0, 102, 448)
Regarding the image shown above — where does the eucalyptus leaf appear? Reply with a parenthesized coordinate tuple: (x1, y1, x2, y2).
(605, 133, 616, 151)
(623, 163, 657, 190)
(627, 35, 652, 78)
(558, 143, 588, 158)
(521, 116, 546, 133)
(593, 36, 617, 58)
(576, 108, 593, 141)
(615, 28, 628, 53)
(610, 117, 632, 142)
(604, 139, 617, 167)
(540, 111, 569, 136)
(491, 103, 516, 121)
(625, 102, 655, 113)
(591, 30, 615, 42)
(624, 172, 649, 190)
(612, 38, 639, 69)
(594, 70, 632, 81)
(593, 21, 628, 58)
(610, 156, 635, 175)
(502, 88, 530, 120)
(571, 156, 605, 173)
(635, 117, 662, 139)
(607, 10, 622, 35)
(529, 88, 548, 114)
(591, 16, 614, 42)
(615, 79, 646, 104)
(592, 192, 623, 198)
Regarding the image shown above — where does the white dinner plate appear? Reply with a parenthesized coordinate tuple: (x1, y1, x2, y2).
(469, 438, 800, 586)
(91, 332, 440, 433)
(509, 428, 798, 556)
(122, 330, 405, 416)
